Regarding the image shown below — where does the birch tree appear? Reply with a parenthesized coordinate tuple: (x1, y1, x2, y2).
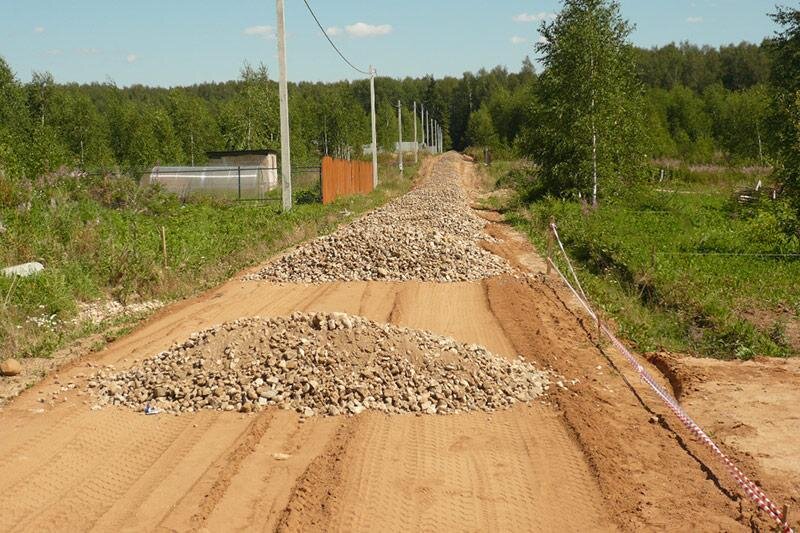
(530, 0, 647, 204)
(769, 6, 800, 225)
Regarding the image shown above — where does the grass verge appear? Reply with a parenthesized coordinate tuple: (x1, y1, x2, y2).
(0, 159, 417, 359)
(484, 161, 800, 359)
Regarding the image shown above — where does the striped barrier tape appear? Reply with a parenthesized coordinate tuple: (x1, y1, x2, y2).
(547, 222, 793, 533)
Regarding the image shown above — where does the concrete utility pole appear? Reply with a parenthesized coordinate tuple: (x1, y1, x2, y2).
(427, 115, 432, 152)
(413, 101, 418, 164)
(397, 100, 403, 173)
(420, 104, 426, 148)
(276, 0, 292, 211)
(369, 66, 378, 188)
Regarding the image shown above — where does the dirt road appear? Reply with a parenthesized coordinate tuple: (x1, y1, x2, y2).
(0, 154, 793, 532)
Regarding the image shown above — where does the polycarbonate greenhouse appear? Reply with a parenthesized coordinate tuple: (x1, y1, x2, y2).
(147, 165, 279, 201)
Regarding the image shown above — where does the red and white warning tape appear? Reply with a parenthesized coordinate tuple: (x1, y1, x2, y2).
(547, 222, 793, 533)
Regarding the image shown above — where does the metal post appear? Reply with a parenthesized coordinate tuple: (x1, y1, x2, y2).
(276, 0, 292, 211)
(413, 101, 418, 164)
(369, 66, 378, 189)
(397, 100, 403, 173)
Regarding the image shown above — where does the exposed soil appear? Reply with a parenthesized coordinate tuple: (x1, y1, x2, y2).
(741, 305, 800, 354)
(0, 153, 796, 532)
(648, 351, 800, 514)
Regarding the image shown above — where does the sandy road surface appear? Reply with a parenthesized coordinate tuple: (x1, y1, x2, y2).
(0, 154, 791, 532)
(0, 278, 612, 532)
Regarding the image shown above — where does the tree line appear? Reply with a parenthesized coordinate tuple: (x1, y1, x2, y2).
(0, 1, 794, 198)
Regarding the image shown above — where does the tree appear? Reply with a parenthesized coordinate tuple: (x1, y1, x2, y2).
(218, 63, 279, 151)
(0, 56, 29, 177)
(167, 89, 222, 165)
(768, 6, 800, 224)
(530, 0, 648, 204)
(26, 71, 54, 127)
(466, 106, 498, 148)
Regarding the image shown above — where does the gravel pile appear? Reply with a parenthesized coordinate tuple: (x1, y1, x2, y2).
(246, 153, 510, 283)
(89, 312, 549, 416)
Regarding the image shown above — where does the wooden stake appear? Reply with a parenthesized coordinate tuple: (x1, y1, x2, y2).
(782, 505, 789, 528)
(160, 226, 168, 269)
(546, 217, 555, 276)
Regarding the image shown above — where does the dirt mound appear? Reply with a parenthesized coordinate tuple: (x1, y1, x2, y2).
(89, 312, 549, 416)
(246, 154, 511, 283)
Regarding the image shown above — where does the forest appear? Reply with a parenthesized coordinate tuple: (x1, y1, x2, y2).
(0, 37, 780, 182)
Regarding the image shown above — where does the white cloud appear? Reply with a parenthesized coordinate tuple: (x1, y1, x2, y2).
(243, 25, 276, 39)
(33, 26, 45, 34)
(79, 47, 101, 55)
(513, 12, 556, 23)
(345, 22, 392, 38)
(46, 49, 62, 56)
(327, 26, 342, 37)
(126, 53, 138, 63)
(687, 16, 703, 23)
(510, 36, 528, 45)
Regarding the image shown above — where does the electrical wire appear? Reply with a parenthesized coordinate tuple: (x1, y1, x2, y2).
(301, 0, 371, 76)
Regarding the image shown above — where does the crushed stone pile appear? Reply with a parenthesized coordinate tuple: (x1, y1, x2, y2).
(245, 153, 511, 283)
(89, 312, 549, 416)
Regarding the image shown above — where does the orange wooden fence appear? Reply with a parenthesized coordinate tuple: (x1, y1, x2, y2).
(321, 156, 373, 204)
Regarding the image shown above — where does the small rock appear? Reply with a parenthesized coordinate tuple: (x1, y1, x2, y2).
(0, 358, 22, 377)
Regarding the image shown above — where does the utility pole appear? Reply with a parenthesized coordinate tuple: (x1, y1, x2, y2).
(420, 104, 426, 148)
(276, 0, 292, 212)
(413, 101, 418, 164)
(397, 100, 403, 173)
(427, 115, 432, 152)
(369, 66, 378, 188)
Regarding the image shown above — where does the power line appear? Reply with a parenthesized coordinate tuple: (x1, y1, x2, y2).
(301, 0, 370, 76)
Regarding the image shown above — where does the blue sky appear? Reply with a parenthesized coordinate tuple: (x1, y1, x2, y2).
(0, 0, 781, 87)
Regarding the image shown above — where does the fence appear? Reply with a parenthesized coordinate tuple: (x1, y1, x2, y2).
(321, 156, 373, 204)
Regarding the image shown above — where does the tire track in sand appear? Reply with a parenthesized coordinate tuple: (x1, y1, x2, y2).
(279, 407, 615, 532)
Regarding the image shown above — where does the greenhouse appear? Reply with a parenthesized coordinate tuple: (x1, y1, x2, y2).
(146, 165, 279, 201)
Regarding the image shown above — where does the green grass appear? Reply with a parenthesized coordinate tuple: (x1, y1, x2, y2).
(0, 160, 414, 359)
(495, 163, 800, 359)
